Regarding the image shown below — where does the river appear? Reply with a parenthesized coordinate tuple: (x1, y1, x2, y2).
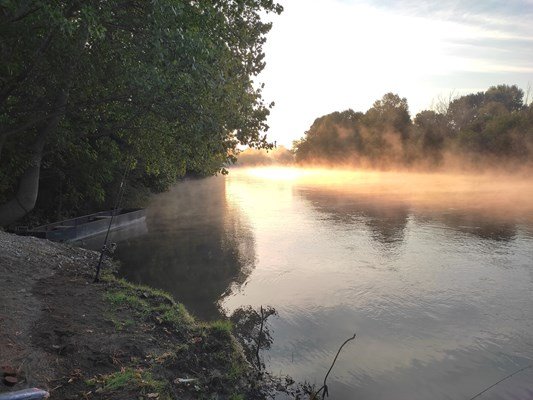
(92, 167, 533, 399)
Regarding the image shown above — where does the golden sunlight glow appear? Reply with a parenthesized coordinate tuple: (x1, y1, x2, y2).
(230, 166, 533, 221)
(243, 166, 314, 181)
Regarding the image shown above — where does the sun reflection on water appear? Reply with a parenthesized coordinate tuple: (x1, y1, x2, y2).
(230, 166, 533, 222)
(243, 166, 315, 180)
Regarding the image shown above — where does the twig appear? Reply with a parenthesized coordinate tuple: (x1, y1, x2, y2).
(314, 333, 356, 399)
(468, 365, 532, 400)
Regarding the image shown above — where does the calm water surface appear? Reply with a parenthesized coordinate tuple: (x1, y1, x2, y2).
(104, 167, 533, 400)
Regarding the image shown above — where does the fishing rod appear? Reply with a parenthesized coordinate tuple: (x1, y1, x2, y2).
(93, 160, 131, 282)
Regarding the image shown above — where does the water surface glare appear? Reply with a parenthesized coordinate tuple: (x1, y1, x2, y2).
(113, 167, 533, 399)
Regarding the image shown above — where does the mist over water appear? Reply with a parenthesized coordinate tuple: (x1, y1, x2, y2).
(103, 167, 533, 399)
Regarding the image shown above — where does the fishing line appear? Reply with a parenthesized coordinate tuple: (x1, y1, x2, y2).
(468, 364, 532, 400)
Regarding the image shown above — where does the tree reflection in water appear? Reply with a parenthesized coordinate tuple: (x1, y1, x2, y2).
(297, 186, 520, 246)
(115, 176, 255, 320)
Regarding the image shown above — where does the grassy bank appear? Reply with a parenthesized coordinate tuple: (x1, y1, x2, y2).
(93, 273, 254, 399)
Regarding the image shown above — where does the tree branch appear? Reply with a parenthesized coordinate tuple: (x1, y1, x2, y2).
(314, 333, 356, 399)
(3, 5, 43, 24)
(0, 114, 50, 139)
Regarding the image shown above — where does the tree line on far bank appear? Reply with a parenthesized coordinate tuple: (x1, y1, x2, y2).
(292, 85, 533, 170)
(0, 1, 283, 227)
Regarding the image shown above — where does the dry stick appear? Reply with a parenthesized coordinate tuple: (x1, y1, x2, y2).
(314, 333, 356, 399)
(468, 365, 532, 400)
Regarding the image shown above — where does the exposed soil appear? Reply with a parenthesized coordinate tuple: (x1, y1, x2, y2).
(0, 230, 102, 393)
(0, 230, 297, 399)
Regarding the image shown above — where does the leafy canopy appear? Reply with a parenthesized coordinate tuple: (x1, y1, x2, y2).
(0, 0, 282, 217)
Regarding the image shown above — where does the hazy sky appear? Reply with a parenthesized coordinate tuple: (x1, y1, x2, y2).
(258, 0, 533, 147)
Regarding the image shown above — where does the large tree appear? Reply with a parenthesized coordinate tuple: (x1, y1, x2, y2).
(292, 109, 363, 163)
(0, 0, 282, 226)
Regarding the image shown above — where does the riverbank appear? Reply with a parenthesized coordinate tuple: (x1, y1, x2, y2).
(0, 230, 292, 399)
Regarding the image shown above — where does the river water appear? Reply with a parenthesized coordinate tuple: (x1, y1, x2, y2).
(101, 167, 533, 399)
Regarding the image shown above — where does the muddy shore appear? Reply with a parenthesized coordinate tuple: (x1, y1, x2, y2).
(0, 231, 299, 399)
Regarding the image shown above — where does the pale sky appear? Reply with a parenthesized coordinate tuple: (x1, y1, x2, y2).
(258, 0, 533, 147)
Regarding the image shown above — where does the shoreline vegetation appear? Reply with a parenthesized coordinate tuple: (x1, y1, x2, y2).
(0, 230, 305, 400)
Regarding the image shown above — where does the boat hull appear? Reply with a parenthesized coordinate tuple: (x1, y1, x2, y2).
(19, 208, 146, 242)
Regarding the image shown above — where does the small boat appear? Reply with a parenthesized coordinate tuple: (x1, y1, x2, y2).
(17, 208, 146, 242)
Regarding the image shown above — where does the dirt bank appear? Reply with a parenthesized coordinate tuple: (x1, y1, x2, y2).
(0, 231, 291, 399)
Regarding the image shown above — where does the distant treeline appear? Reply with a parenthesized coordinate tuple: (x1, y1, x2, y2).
(293, 85, 533, 170)
(234, 146, 294, 166)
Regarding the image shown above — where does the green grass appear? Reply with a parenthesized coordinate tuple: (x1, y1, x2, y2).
(102, 368, 136, 391)
(103, 275, 194, 331)
(160, 302, 194, 326)
(103, 307, 136, 332)
(88, 368, 167, 395)
(106, 276, 176, 304)
(105, 291, 149, 311)
(228, 360, 245, 380)
(123, 318, 135, 328)
(209, 319, 233, 333)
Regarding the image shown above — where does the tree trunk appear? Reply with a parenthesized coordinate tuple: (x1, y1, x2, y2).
(0, 91, 68, 227)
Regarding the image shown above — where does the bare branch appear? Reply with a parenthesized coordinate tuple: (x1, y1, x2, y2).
(314, 333, 356, 399)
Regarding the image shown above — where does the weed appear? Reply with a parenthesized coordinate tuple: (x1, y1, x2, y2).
(89, 367, 167, 394)
(109, 276, 175, 304)
(104, 291, 150, 315)
(155, 302, 195, 329)
(102, 368, 136, 391)
(228, 359, 245, 380)
(210, 319, 233, 333)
